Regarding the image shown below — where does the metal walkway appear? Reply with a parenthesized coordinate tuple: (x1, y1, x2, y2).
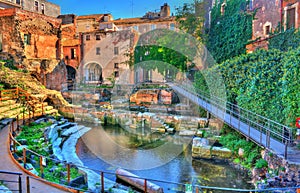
(169, 83, 296, 161)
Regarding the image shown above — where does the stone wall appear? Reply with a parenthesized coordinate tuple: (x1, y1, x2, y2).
(46, 60, 67, 91)
(252, 149, 300, 189)
(61, 23, 81, 70)
(252, 0, 281, 40)
(0, 8, 61, 64)
(0, 8, 66, 91)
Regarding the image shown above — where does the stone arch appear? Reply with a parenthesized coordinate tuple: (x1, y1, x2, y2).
(83, 62, 103, 83)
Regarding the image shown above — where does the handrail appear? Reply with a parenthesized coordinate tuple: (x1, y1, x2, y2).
(0, 170, 22, 176)
(169, 82, 293, 159)
(0, 170, 22, 193)
(6, 109, 300, 192)
(175, 82, 293, 141)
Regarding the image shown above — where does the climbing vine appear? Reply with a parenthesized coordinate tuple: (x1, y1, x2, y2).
(194, 47, 300, 127)
(268, 28, 300, 52)
(206, 0, 254, 63)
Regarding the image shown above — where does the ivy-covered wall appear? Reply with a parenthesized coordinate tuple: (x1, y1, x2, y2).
(194, 45, 300, 127)
(206, 0, 254, 63)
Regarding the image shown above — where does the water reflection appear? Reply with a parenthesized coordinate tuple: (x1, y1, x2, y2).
(77, 124, 254, 192)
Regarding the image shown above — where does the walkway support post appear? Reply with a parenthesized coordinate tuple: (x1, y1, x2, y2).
(101, 171, 104, 193)
(18, 174, 22, 193)
(67, 163, 70, 184)
(26, 176, 30, 193)
(285, 141, 288, 160)
(23, 148, 26, 167)
(144, 179, 147, 193)
(39, 156, 44, 178)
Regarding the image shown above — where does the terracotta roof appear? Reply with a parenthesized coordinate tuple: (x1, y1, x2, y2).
(77, 14, 104, 20)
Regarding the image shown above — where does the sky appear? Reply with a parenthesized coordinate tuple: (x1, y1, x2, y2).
(48, 0, 194, 19)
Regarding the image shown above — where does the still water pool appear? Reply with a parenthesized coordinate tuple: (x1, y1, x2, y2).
(76, 124, 254, 192)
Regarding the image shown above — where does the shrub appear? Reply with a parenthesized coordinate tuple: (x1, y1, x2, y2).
(255, 159, 268, 169)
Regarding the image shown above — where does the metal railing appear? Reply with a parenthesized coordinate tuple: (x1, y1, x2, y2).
(2, 86, 299, 193)
(0, 170, 22, 193)
(169, 82, 294, 158)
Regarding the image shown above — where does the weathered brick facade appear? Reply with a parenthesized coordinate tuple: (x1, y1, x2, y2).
(0, 8, 67, 91)
(247, 0, 300, 51)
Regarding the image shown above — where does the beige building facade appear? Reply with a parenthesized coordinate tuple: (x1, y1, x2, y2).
(79, 3, 178, 85)
(0, 0, 60, 17)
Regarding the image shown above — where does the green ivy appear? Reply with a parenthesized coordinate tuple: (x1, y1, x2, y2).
(269, 28, 300, 52)
(206, 0, 254, 63)
(194, 46, 300, 126)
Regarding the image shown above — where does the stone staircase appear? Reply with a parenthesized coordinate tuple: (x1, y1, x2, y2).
(0, 91, 58, 121)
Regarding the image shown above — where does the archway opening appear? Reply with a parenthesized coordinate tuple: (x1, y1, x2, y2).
(66, 65, 76, 90)
(84, 63, 103, 84)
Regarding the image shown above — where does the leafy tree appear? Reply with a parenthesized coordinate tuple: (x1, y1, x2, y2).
(175, 0, 206, 41)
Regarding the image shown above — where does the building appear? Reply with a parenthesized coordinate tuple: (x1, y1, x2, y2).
(76, 14, 113, 33)
(208, 0, 300, 51)
(79, 29, 137, 85)
(78, 3, 178, 85)
(59, 14, 81, 89)
(0, 0, 60, 17)
(246, 0, 300, 51)
(0, 8, 66, 91)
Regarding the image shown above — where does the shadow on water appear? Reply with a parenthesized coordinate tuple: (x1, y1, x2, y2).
(76, 123, 254, 192)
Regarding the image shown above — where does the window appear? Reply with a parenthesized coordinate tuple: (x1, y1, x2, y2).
(248, 0, 253, 10)
(96, 47, 101, 55)
(133, 26, 139, 31)
(287, 7, 296, 29)
(170, 23, 175, 30)
(96, 34, 101, 40)
(114, 63, 119, 68)
(265, 25, 270, 35)
(41, 4, 45, 14)
(16, 0, 21, 5)
(34, 1, 39, 12)
(24, 34, 31, 45)
(86, 35, 90, 41)
(71, 48, 76, 59)
(114, 47, 119, 55)
(151, 24, 156, 30)
(114, 71, 119, 78)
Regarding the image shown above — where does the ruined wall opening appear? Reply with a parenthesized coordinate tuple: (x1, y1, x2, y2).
(66, 65, 76, 90)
